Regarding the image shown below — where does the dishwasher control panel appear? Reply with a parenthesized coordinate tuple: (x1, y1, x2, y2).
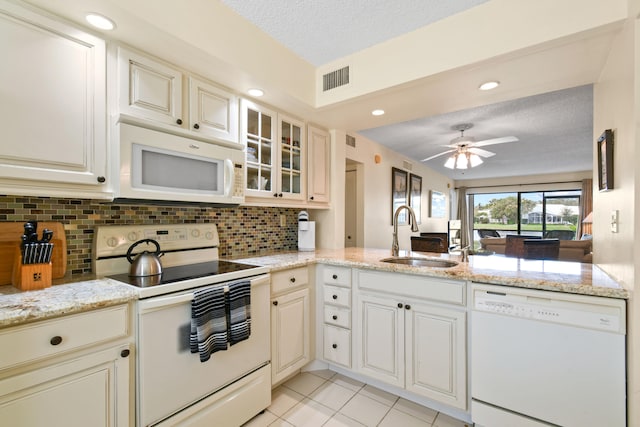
(472, 284, 625, 333)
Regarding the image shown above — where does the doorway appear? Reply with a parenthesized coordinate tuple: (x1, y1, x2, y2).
(345, 159, 364, 247)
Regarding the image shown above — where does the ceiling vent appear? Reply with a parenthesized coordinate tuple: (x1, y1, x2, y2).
(323, 66, 350, 92)
(346, 134, 356, 147)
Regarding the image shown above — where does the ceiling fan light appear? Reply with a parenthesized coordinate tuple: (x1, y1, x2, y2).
(469, 153, 483, 167)
(444, 155, 456, 169)
(456, 153, 468, 169)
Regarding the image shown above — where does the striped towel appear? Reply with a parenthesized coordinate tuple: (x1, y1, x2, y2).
(190, 285, 228, 362)
(228, 280, 251, 346)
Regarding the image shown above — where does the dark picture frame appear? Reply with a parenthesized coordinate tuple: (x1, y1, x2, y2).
(409, 174, 422, 224)
(391, 167, 409, 225)
(597, 129, 614, 192)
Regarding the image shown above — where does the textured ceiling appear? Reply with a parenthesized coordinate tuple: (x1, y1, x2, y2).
(220, 0, 489, 66)
(358, 85, 594, 180)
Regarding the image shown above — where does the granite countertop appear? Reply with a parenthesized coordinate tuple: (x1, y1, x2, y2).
(235, 247, 629, 299)
(0, 247, 628, 329)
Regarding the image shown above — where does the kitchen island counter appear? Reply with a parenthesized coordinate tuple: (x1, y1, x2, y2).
(235, 247, 628, 299)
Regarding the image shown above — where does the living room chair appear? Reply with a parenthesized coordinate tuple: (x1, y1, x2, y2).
(478, 229, 500, 238)
(543, 230, 575, 240)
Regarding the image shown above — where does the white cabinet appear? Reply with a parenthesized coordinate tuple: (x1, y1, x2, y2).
(354, 269, 467, 410)
(271, 267, 311, 385)
(319, 265, 352, 368)
(0, 305, 133, 426)
(307, 125, 331, 204)
(242, 100, 305, 201)
(0, 0, 108, 198)
(118, 47, 239, 144)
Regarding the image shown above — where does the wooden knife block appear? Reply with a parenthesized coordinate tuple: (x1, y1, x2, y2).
(12, 248, 52, 291)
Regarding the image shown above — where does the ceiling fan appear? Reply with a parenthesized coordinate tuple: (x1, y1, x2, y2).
(421, 123, 519, 169)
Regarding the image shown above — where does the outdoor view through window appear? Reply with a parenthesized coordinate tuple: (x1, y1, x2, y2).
(471, 190, 581, 248)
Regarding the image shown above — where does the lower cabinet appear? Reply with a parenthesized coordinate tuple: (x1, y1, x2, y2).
(271, 287, 310, 385)
(0, 345, 131, 427)
(354, 274, 467, 410)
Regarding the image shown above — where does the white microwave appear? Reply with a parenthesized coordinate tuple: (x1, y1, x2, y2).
(115, 123, 244, 205)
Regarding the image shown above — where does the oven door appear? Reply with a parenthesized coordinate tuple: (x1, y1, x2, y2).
(136, 274, 270, 426)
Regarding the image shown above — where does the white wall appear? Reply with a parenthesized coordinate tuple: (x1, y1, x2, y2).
(313, 130, 452, 251)
(592, 11, 639, 424)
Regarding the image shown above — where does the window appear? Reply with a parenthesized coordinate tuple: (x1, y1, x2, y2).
(471, 190, 581, 247)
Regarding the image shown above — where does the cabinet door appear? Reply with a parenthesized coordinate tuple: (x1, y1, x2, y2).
(242, 100, 277, 197)
(0, 2, 107, 190)
(405, 303, 466, 410)
(307, 125, 330, 203)
(354, 293, 404, 387)
(278, 115, 305, 200)
(118, 47, 183, 127)
(271, 288, 310, 384)
(188, 77, 238, 143)
(0, 345, 131, 427)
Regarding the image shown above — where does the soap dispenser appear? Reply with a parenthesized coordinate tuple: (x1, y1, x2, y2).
(298, 211, 316, 251)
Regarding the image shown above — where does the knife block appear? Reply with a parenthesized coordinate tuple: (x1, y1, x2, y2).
(11, 249, 52, 291)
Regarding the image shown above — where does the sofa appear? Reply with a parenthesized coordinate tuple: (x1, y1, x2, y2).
(479, 237, 592, 263)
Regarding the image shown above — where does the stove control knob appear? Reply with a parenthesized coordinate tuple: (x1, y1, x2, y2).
(127, 232, 138, 241)
(191, 229, 201, 238)
(107, 237, 118, 247)
(205, 231, 214, 240)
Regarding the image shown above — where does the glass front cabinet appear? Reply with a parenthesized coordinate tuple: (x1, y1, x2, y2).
(242, 100, 305, 201)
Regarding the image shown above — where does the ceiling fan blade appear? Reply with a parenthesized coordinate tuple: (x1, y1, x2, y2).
(472, 136, 518, 147)
(467, 147, 496, 158)
(421, 149, 456, 162)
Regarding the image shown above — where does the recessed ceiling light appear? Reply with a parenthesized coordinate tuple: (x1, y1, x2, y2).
(85, 13, 116, 30)
(371, 109, 385, 116)
(479, 81, 500, 91)
(247, 88, 264, 97)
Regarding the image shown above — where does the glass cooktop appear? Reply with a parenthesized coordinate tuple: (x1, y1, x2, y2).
(108, 260, 261, 288)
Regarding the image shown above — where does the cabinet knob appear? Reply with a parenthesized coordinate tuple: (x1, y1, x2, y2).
(278, 193, 283, 198)
(96, 176, 106, 183)
(332, 315, 338, 320)
(332, 294, 338, 300)
(272, 301, 278, 306)
(332, 274, 338, 280)
(332, 344, 337, 349)
(274, 193, 279, 197)
(397, 303, 403, 308)
(310, 196, 314, 201)
(290, 277, 296, 283)
(120, 349, 130, 358)
(50, 336, 63, 346)
(405, 304, 411, 310)
(176, 118, 183, 125)
(193, 123, 200, 130)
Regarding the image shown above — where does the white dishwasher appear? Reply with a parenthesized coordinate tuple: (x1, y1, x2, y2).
(471, 283, 626, 427)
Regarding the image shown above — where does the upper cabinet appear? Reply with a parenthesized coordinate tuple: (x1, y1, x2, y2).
(242, 100, 305, 202)
(117, 47, 239, 145)
(0, 0, 109, 198)
(307, 126, 331, 204)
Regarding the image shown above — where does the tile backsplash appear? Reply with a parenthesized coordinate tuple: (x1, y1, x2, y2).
(0, 196, 299, 275)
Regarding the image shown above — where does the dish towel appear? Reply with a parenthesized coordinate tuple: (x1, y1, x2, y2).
(190, 286, 228, 362)
(228, 280, 251, 346)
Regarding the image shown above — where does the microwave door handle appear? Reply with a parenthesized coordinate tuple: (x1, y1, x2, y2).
(224, 159, 234, 197)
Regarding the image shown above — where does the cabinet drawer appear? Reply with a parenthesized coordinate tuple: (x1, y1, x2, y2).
(323, 306, 351, 329)
(323, 325, 351, 368)
(271, 267, 309, 295)
(323, 285, 351, 308)
(0, 305, 129, 371)
(322, 266, 351, 288)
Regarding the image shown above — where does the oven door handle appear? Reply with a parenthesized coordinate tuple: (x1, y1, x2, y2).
(138, 292, 195, 314)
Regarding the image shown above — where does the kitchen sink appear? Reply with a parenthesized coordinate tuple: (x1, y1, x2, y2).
(380, 257, 459, 268)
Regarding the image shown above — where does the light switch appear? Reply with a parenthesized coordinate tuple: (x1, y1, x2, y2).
(611, 210, 618, 233)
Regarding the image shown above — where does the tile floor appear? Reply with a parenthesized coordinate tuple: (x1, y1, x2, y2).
(242, 370, 470, 427)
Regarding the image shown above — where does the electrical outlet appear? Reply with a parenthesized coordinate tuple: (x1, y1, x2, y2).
(280, 215, 286, 227)
(611, 210, 618, 233)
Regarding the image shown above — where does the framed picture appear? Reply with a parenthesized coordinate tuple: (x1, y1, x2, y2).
(391, 167, 409, 225)
(597, 129, 613, 191)
(409, 174, 422, 224)
(429, 190, 446, 218)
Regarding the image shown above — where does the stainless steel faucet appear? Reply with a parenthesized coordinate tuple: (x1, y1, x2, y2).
(392, 205, 419, 257)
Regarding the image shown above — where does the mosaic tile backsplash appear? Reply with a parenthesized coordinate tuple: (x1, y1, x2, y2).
(0, 196, 299, 275)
